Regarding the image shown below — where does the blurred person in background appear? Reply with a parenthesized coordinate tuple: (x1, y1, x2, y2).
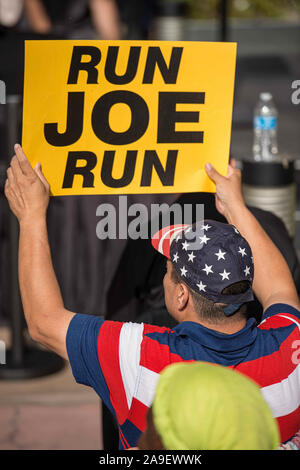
(0, 0, 122, 95)
(22, 0, 121, 39)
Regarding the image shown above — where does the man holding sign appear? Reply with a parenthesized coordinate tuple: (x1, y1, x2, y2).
(4, 144, 300, 449)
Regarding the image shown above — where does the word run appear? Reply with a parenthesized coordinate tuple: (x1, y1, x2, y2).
(44, 45, 205, 190)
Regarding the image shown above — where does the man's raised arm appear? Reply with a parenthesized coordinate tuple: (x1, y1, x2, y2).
(4, 145, 75, 359)
(205, 161, 300, 312)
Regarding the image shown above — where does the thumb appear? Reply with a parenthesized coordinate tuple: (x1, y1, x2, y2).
(205, 163, 224, 184)
(226, 164, 236, 178)
(34, 163, 49, 188)
(230, 158, 237, 168)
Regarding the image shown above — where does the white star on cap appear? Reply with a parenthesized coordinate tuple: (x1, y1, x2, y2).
(199, 234, 210, 245)
(180, 266, 187, 277)
(244, 266, 251, 276)
(202, 224, 211, 231)
(219, 269, 230, 280)
(182, 241, 189, 251)
(173, 252, 179, 263)
(215, 249, 226, 261)
(188, 252, 195, 263)
(202, 264, 214, 275)
(238, 247, 247, 257)
(196, 281, 206, 292)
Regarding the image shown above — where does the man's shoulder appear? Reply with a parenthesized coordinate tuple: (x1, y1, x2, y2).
(259, 303, 300, 328)
(237, 303, 300, 376)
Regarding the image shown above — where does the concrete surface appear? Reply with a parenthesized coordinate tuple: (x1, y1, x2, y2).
(0, 328, 103, 450)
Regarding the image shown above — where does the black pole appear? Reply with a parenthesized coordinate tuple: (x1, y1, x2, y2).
(7, 96, 24, 367)
(219, 0, 229, 42)
(0, 95, 65, 380)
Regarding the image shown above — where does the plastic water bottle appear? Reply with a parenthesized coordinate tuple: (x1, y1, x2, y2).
(253, 92, 278, 162)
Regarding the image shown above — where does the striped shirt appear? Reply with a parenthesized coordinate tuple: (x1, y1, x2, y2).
(66, 303, 300, 449)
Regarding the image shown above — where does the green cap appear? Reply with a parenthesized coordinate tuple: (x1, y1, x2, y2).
(152, 362, 280, 450)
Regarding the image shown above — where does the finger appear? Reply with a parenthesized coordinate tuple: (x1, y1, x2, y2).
(34, 163, 50, 189)
(226, 164, 235, 178)
(6, 167, 25, 204)
(5, 176, 18, 203)
(205, 163, 224, 184)
(7, 166, 16, 185)
(4, 180, 11, 199)
(14, 144, 35, 177)
(10, 154, 24, 181)
(4, 179, 12, 197)
(7, 167, 21, 196)
(230, 158, 237, 168)
(229, 164, 241, 179)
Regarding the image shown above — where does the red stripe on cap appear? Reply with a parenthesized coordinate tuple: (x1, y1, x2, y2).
(151, 224, 189, 259)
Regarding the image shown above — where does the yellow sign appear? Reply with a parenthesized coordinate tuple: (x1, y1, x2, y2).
(22, 40, 237, 196)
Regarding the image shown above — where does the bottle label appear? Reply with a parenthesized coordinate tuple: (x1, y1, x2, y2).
(254, 116, 277, 130)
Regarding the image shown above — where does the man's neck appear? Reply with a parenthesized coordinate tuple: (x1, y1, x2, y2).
(183, 312, 247, 335)
(200, 319, 247, 335)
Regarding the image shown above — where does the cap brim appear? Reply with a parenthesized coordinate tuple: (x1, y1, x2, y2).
(151, 224, 190, 259)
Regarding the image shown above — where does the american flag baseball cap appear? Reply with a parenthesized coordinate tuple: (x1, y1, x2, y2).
(152, 220, 254, 313)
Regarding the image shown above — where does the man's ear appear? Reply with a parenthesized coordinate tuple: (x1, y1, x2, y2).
(177, 282, 189, 311)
